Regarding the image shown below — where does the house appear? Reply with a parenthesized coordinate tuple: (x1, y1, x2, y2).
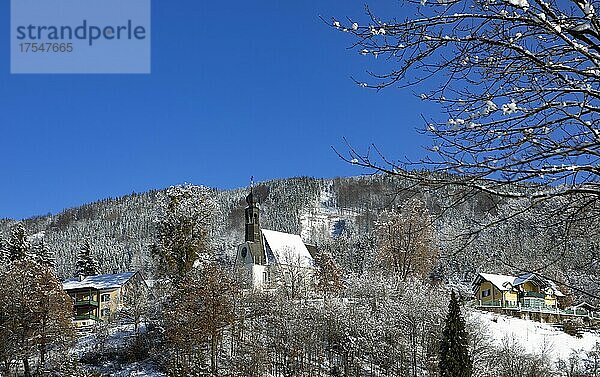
(63, 271, 143, 327)
(566, 302, 597, 317)
(235, 188, 316, 290)
(472, 272, 565, 310)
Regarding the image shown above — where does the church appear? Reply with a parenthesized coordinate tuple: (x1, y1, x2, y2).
(235, 188, 316, 290)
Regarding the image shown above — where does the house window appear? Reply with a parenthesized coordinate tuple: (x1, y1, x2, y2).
(101, 308, 111, 317)
(101, 294, 111, 303)
(482, 289, 491, 298)
(263, 271, 268, 283)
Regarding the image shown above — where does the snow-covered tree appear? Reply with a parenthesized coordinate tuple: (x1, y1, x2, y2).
(164, 262, 238, 375)
(332, 0, 599, 198)
(31, 237, 55, 269)
(439, 291, 472, 377)
(0, 259, 74, 376)
(75, 241, 99, 277)
(331, 0, 600, 296)
(152, 184, 216, 279)
(314, 250, 345, 297)
(376, 197, 438, 281)
(0, 236, 7, 264)
(7, 222, 30, 262)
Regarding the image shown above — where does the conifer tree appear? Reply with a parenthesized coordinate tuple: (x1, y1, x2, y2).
(0, 237, 6, 263)
(439, 291, 472, 377)
(76, 241, 99, 276)
(32, 238, 55, 269)
(7, 223, 30, 262)
(152, 184, 216, 279)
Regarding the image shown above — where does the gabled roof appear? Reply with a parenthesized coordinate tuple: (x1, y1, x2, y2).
(571, 301, 596, 310)
(63, 272, 137, 290)
(474, 273, 517, 291)
(474, 272, 565, 296)
(513, 272, 543, 286)
(262, 229, 314, 268)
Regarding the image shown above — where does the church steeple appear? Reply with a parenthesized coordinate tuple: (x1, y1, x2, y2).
(245, 180, 261, 243)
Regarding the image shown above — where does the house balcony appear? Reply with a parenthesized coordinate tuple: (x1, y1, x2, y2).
(523, 291, 546, 299)
(74, 313, 101, 322)
(74, 299, 98, 307)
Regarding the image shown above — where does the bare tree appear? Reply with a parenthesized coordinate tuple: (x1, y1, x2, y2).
(376, 198, 438, 281)
(0, 259, 74, 376)
(164, 262, 238, 375)
(314, 251, 345, 298)
(330, 0, 600, 294)
(276, 246, 312, 300)
(332, 0, 598, 195)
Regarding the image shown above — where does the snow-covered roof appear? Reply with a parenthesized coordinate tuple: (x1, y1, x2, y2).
(63, 272, 137, 290)
(476, 273, 517, 291)
(513, 272, 539, 286)
(262, 229, 314, 268)
(570, 301, 596, 310)
(474, 272, 565, 296)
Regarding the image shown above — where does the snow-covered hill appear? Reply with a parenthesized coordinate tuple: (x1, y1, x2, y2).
(469, 309, 600, 360)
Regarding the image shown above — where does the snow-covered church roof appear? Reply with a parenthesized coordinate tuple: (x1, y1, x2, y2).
(63, 271, 137, 290)
(262, 229, 314, 268)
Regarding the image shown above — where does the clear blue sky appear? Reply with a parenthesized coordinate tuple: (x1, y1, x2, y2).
(0, 1, 432, 220)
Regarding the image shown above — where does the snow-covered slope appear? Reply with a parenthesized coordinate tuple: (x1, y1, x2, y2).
(469, 309, 600, 360)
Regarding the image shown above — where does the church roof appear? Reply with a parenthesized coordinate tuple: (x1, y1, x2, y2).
(262, 229, 314, 268)
(63, 271, 137, 290)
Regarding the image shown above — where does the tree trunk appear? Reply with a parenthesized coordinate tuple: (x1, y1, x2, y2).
(23, 357, 31, 377)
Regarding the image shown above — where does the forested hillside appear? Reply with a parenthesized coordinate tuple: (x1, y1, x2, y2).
(1, 175, 596, 300)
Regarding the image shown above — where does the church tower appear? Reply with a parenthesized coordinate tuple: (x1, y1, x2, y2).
(244, 186, 266, 264)
(245, 188, 261, 242)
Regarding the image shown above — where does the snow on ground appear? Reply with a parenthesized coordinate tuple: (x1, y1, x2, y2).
(469, 309, 600, 360)
(72, 323, 166, 377)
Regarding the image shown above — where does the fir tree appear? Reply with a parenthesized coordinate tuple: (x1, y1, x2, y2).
(152, 185, 215, 279)
(0, 237, 6, 264)
(439, 291, 472, 377)
(76, 241, 99, 277)
(7, 223, 29, 262)
(32, 238, 55, 269)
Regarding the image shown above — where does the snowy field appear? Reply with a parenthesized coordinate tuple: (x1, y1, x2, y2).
(469, 309, 600, 360)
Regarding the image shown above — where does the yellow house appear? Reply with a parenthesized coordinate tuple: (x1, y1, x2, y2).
(63, 271, 143, 327)
(473, 272, 565, 310)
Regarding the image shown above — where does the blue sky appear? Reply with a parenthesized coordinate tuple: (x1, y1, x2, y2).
(1, 1, 432, 220)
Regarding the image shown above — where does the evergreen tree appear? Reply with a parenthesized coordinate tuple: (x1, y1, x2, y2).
(75, 241, 99, 276)
(439, 291, 472, 377)
(32, 238, 55, 269)
(7, 223, 30, 262)
(152, 184, 216, 279)
(0, 237, 7, 264)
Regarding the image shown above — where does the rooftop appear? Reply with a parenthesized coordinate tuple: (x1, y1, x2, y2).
(63, 271, 137, 290)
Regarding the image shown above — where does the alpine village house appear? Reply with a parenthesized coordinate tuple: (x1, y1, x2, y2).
(473, 272, 600, 322)
(63, 271, 143, 327)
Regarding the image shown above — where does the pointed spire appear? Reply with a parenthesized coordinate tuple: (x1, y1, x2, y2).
(246, 176, 258, 207)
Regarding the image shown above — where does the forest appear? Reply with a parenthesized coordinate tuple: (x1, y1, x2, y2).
(0, 176, 598, 376)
